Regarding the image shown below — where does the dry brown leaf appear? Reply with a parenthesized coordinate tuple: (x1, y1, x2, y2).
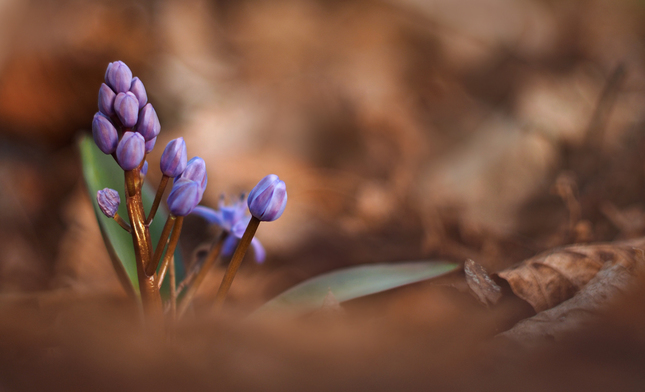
(495, 243, 641, 312)
(464, 259, 502, 307)
(497, 246, 645, 345)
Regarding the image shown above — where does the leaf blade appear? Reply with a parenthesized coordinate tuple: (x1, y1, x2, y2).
(253, 261, 459, 316)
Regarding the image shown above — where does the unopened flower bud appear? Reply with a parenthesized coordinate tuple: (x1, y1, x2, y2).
(114, 92, 139, 128)
(92, 112, 118, 154)
(105, 61, 133, 93)
(129, 77, 147, 109)
(160, 137, 187, 178)
(98, 83, 116, 116)
(247, 174, 287, 221)
(97, 188, 120, 218)
(178, 157, 207, 196)
(135, 103, 160, 141)
(167, 178, 201, 216)
(145, 137, 156, 153)
(116, 131, 145, 170)
(141, 160, 148, 177)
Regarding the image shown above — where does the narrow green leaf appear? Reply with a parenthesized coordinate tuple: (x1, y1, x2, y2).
(78, 134, 184, 297)
(252, 261, 459, 316)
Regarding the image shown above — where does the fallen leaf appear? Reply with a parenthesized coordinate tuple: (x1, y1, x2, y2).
(497, 246, 645, 345)
(495, 243, 638, 312)
(464, 259, 502, 307)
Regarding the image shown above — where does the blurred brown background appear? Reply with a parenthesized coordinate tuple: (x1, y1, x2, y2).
(1, 0, 645, 305)
(2, 1, 645, 391)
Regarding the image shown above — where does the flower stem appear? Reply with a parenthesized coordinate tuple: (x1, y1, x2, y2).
(213, 217, 260, 311)
(146, 175, 169, 225)
(178, 233, 227, 318)
(113, 213, 131, 233)
(156, 216, 184, 289)
(147, 215, 175, 276)
(170, 255, 177, 320)
(124, 168, 161, 315)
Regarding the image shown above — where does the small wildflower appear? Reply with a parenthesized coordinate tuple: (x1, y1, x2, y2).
(92, 112, 118, 154)
(135, 103, 161, 141)
(116, 131, 145, 170)
(97, 188, 120, 218)
(98, 83, 116, 116)
(114, 92, 139, 128)
(160, 138, 187, 178)
(248, 174, 287, 222)
(129, 77, 147, 109)
(167, 178, 201, 216)
(178, 157, 207, 197)
(192, 195, 266, 263)
(105, 61, 133, 93)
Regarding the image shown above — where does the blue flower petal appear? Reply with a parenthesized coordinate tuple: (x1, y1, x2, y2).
(222, 235, 239, 257)
(251, 238, 266, 263)
(231, 219, 250, 238)
(191, 205, 224, 226)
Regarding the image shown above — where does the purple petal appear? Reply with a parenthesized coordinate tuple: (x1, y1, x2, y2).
(114, 92, 139, 128)
(98, 83, 116, 116)
(129, 77, 148, 109)
(247, 174, 279, 205)
(222, 235, 239, 257)
(191, 205, 224, 226)
(251, 238, 266, 263)
(231, 220, 248, 238)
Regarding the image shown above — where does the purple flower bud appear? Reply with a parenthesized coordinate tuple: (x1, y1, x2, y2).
(97, 188, 120, 218)
(167, 178, 201, 216)
(160, 137, 187, 178)
(129, 77, 147, 109)
(92, 112, 118, 154)
(114, 92, 139, 128)
(145, 137, 156, 153)
(104, 62, 112, 82)
(105, 61, 133, 93)
(116, 131, 145, 170)
(141, 160, 148, 177)
(247, 174, 287, 221)
(135, 103, 161, 141)
(178, 157, 207, 196)
(98, 83, 116, 116)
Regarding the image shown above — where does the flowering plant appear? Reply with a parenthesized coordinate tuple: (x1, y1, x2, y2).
(82, 61, 286, 318)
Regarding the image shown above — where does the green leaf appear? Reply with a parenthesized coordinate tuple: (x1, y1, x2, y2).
(78, 134, 184, 297)
(252, 261, 459, 316)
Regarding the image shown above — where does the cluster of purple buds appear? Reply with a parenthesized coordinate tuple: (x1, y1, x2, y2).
(93, 61, 207, 219)
(92, 61, 160, 170)
(90, 61, 288, 314)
